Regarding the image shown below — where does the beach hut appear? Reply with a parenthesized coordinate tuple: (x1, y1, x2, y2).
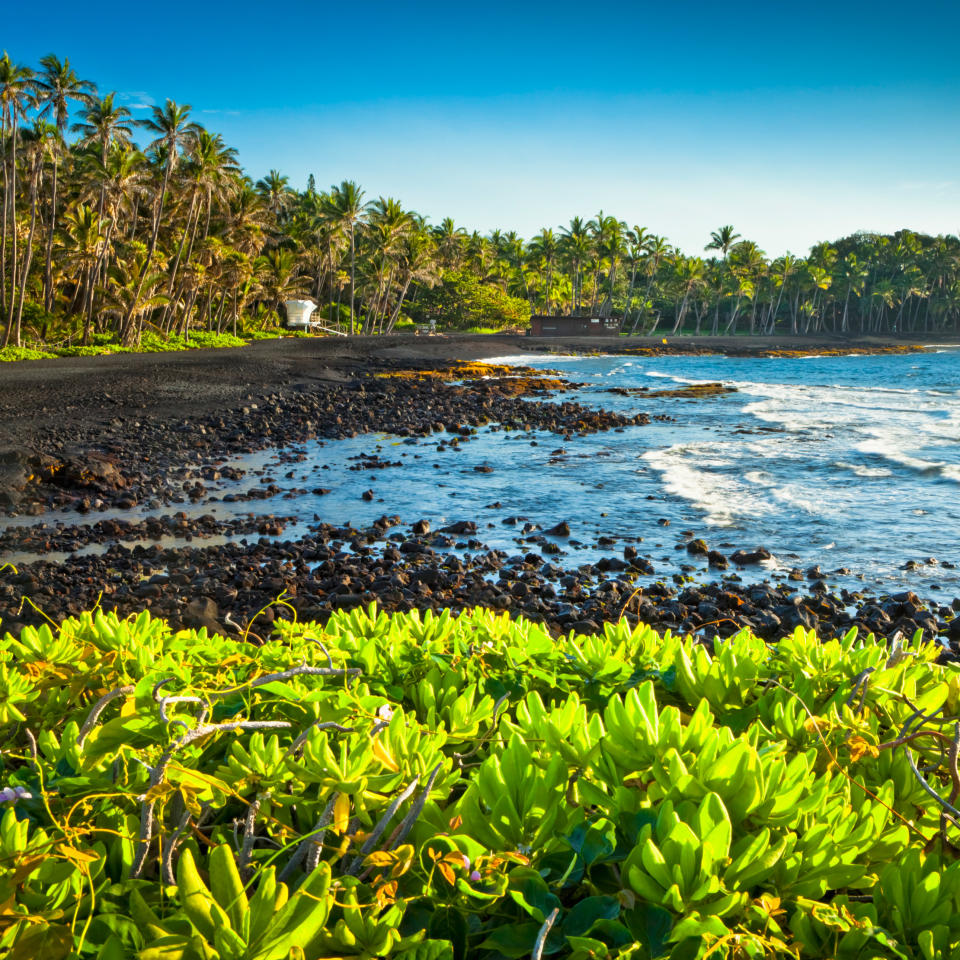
(528, 315, 621, 336)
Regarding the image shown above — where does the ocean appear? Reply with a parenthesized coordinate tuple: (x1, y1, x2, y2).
(7, 347, 959, 600)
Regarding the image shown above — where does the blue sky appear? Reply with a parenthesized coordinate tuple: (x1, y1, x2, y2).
(11, 0, 960, 254)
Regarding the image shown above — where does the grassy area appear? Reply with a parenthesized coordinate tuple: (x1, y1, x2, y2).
(0, 330, 307, 363)
(2, 605, 959, 958)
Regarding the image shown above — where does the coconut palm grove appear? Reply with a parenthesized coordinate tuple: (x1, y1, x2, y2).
(1, 51, 959, 358)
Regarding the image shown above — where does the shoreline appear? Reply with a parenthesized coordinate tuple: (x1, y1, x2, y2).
(1, 333, 958, 654)
(0, 331, 952, 453)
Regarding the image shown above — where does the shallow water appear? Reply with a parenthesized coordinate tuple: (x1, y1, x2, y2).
(7, 348, 960, 599)
(484, 347, 960, 593)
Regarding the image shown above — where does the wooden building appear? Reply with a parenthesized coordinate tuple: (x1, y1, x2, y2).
(528, 315, 621, 336)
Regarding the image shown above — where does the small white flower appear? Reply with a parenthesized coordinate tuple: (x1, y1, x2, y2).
(377, 704, 394, 721)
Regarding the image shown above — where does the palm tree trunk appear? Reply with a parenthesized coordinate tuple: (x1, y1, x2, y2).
(122, 160, 172, 344)
(10, 172, 40, 347)
(0, 106, 9, 318)
(4, 111, 21, 343)
(349, 225, 356, 334)
(42, 149, 59, 313)
(385, 276, 413, 334)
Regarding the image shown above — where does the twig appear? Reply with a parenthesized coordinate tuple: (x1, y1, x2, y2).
(216, 662, 361, 698)
(454, 693, 510, 761)
(130, 719, 290, 879)
(279, 794, 337, 882)
(239, 793, 266, 879)
(288, 721, 354, 757)
(345, 776, 420, 875)
(77, 685, 134, 745)
(308, 635, 334, 669)
(905, 747, 960, 821)
(532, 907, 560, 960)
(162, 806, 193, 886)
(844, 669, 873, 715)
(387, 762, 443, 850)
(157, 695, 207, 724)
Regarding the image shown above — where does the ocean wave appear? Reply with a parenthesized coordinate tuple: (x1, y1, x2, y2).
(833, 461, 893, 478)
(856, 435, 960, 481)
(642, 444, 773, 526)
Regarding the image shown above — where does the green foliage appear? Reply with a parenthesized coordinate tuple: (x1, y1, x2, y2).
(409, 270, 531, 331)
(0, 345, 57, 361)
(1, 607, 959, 958)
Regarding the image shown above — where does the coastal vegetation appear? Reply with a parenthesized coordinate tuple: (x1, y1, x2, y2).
(2, 52, 960, 357)
(3, 604, 960, 959)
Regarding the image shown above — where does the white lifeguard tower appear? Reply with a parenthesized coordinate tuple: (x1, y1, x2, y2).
(284, 299, 318, 330)
(283, 299, 348, 336)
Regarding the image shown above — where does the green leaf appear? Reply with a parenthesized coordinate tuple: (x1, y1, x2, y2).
(565, 935, 608, 958)
(401, 940, 455, 960)
(8, 924, 73, 960)
(478, 923, 542, 958)
(255, 681, 303, 700)
(623, 903, 672, 958)
(566, 819, 616, 867)
(508, 867, 562, 923)
(428, 907, 468, 960)
(563, 896, 621, 938)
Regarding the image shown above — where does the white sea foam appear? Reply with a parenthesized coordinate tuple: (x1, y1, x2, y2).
(642, 443, 773, 527)
(856, 434, 960, 480)
(834, 461, 893, 478)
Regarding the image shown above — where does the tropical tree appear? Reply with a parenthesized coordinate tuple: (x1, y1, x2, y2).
(33, 55, 95, 311)
(321, 181, 369, 333)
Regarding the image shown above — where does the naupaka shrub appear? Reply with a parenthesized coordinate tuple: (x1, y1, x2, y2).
(1, 605, 959, 958)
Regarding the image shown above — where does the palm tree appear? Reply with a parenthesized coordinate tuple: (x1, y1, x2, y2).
(559, 217, 591, 314)
(527, 228, 558, 313)
(255, 247, 308, 313)
(33, 55, 95, 312)
(0, 52, 35, 329)
(4, 122, 50, 347)
(432, 217, 467, 270)
(385, 226, 438, 334)
(102, 247, 169, 344)
(321, 181, 369, 333)
(125, 99, 193, 342)
(256, 169, 292, 219)
(587, 212, 627, 316)
(705, 225, 742, 258)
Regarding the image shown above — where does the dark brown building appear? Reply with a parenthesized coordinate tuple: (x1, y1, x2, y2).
(528, 315, 622, 336)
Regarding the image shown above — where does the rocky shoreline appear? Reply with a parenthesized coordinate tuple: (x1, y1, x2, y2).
(2, 333, 959, 659)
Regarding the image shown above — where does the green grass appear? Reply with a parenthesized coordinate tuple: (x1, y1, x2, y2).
(0, 345, 58, 361)
(0, 329, 322, 363)
(2, 603, 959, 958)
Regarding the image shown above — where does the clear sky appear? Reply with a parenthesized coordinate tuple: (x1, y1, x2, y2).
(10, 0, 960, 255)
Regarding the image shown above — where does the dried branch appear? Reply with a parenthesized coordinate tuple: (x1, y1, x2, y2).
(345, 776, 420, 876)
(130, 719, 290, 879)
(239, 792, 266, 879)
(387, 762, 443, 850)
(844, 669, 873, 715)
(307, 635, 334, 669)
(279, 794, 337, 882)
(157, 695, 207, 724)
(77, 684, 135, 745)
(216, 663, 361, 699)
(532, 907, 560, 960)
(288, 720, 354, 757)
(162, 805, 193, 886)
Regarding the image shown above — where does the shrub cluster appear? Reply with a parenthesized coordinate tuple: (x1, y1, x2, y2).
(1, 606, 959, 958)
